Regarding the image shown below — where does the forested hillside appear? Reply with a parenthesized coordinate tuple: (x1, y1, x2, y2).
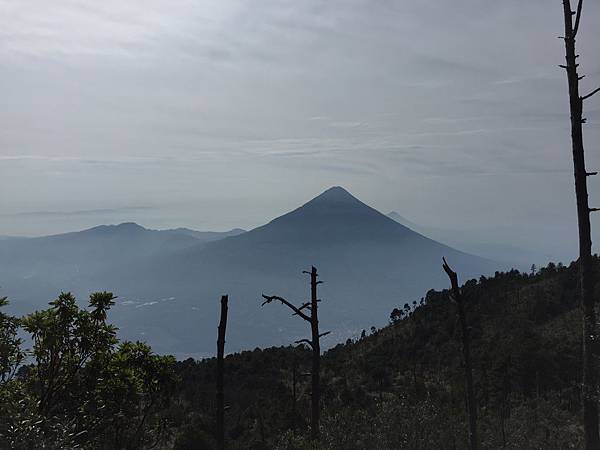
(1, 258, 592, 449)
(166, 259, 587, 449)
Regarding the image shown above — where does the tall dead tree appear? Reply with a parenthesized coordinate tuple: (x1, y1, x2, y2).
(216, 295, 228, 450)
(560, 1, 600, 448)
(443, 257, 478, 450)
(262, 266, 329, 440)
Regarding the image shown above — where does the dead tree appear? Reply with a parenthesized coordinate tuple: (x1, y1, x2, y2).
(443, 258, 478, 450)
(292, 353, 298, 434)
(560, 2, 600, 448)
(216, 295, 228, 450)
(262, 266, 329, 440)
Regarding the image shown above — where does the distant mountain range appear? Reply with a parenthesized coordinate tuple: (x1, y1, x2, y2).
(0, 187, 502, 358)
(387, 211, 547, 268)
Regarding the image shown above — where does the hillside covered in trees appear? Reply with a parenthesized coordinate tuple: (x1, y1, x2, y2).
(1, 258, 594, 449)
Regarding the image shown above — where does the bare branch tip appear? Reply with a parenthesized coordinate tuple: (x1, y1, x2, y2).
(582, 88, 600, 101)
(295, 338, 313, 348)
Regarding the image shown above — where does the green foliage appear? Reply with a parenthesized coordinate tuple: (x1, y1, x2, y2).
(165, 260, 595, 449)
(275, 396, 463, 450)
(21, 292, 118, 416)
(0, 296, 24, 384)
(0, 291, 176, 449)
(272, 395, 583, 450)
(86, 341, 176, 448)
(478, 398, 582, 449)
(0, 380, 81, 450)
(0, 297, 75, 449)
(0, 259, 595, 448)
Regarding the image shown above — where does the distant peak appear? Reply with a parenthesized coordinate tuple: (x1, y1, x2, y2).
(85, 222, 147, 234)
(115, 222, 146, 230)
(312, 186, 358, 203)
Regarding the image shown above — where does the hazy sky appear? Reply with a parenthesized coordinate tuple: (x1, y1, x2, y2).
(1, 0, 600, 262)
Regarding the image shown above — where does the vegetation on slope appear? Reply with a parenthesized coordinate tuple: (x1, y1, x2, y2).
(0, 258, 596, 449)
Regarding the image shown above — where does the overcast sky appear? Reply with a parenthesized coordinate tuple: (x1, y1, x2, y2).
(1, 0, 600, 262)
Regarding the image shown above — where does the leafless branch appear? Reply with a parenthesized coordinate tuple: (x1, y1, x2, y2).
(261, 294, 311, 322)
(318, 331, 331, 339)
(442, 257, 459, 288)
(293, 302, 311, 316)
(295, 338, 313, 348)
(582, 88, 600, 101)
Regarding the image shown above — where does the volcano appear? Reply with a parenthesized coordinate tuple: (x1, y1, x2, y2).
(0, 187, 500, 357)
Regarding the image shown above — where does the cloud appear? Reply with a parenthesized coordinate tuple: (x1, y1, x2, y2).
(10, 206, 152, 218)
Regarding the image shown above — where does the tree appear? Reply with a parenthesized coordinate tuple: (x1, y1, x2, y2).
(262, 266, 330, 440)
(389, 308, 403, 324)
(21, 291, 118, 416)
(92, 341, 176, 449)
(216, 295, 228, 450)
(16, 291, 175, 449)
(443, 257, 478, 450)
(560, 1, 600, 448)
(0, 298, 53, 449)
(0, 297, 24, 385)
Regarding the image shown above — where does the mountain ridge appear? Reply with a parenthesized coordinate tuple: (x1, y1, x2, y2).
(98, 187, 499, 355)
(0, 187, 502, 355)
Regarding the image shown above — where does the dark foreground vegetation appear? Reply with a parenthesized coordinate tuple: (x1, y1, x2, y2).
(1, 258, 596, 449)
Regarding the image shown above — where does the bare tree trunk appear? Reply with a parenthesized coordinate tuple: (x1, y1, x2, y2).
(292, 355, 298, 434)
(256, 406, 266, 444)
(500, 412, 506, 449)
(216, 295, 228, 450)
(443, 258, 478, 450)
(261, 266, 329, 441)
(561, 2, 600, 448)
(309, 266, 321, 440)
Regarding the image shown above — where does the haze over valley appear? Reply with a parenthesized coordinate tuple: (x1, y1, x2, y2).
(0, 186, 502, 357)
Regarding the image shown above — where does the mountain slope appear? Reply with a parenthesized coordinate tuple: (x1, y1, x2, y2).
(163, 260, 583, 449)
(0, 223, 244, 315)
(179, 187, 494, 278)
(100, 187, 501, 356)
(387, 211, 545, 268)
(1, 187, 501, 356)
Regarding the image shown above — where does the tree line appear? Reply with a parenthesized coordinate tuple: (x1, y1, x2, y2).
(0, 258, 597, 448)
